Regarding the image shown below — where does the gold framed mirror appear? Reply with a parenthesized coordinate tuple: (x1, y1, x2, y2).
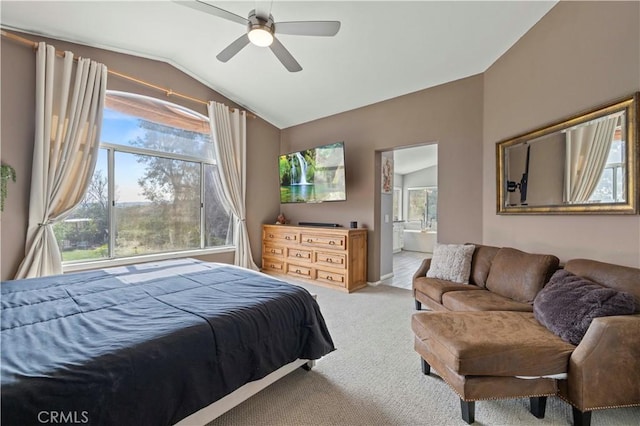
(496, 93, 638, 214)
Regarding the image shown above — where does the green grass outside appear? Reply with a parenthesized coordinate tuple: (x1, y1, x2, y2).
(61, 245, 108, 262)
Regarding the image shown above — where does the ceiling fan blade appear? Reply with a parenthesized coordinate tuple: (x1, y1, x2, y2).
(174, 0, 249, 26)
(275, 21, 341, 37)
(216, 34, 250, 62)
(269, 37, 302, 72)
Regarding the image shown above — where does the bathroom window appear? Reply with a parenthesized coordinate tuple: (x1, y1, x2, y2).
(407, 187, 438, 228)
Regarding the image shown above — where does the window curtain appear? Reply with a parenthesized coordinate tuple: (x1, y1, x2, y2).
(563, 115, 618, 203)
(208, 101, 258, 271)
(15, 43, 107, 279)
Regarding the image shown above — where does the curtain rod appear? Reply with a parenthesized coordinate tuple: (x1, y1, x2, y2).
(1, 29, 256, 118)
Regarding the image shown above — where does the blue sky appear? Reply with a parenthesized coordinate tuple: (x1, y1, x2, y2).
(100, 109, 146, 203)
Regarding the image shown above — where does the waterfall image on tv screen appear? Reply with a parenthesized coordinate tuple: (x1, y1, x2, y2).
(279, 142, 346, 203)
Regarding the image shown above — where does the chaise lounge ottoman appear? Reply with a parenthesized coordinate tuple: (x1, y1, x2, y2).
(412, 310, 575, 423)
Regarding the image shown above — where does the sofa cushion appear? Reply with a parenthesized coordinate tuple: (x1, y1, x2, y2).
(426, 244, 475, 284)
(485, 248, 559, 304)
(442, 289, 534, 312)
(412, 311, 575, 377)
(414, 276, 483, 303)
(533, 269, 636, 345)
(468, 244, 500, 288)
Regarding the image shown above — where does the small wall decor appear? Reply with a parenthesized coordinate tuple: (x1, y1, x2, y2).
(275, 213, 289, 224)
(382, 156, 393, 194)
(1, 163, 16, 212)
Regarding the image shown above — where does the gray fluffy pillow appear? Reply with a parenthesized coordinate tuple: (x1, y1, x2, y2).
(533, 269, 636, 345)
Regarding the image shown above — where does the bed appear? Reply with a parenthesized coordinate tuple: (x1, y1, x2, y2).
(0, 258, 335, 425)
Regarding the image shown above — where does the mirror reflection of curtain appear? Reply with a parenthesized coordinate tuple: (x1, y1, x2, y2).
(563, 115, 619, 203)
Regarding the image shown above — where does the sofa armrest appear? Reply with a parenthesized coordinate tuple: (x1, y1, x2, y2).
(412, 258, 432, 283)
(562, 314, 640, 411)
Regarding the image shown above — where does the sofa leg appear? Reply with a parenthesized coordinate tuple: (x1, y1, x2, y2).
(460, 399, 475, 424)
(415, 299, 422, 310)
(421, 358, 430, 375)
(529, 396, 547, 418)
(572, 407, 591, 426)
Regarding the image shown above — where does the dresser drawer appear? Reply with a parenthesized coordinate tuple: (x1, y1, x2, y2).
(263, 243, 285, 258)
(287, 248, 312, 262)
(316, 269, 346, 287)
(300, 233, 346, 250)
(262, 259, 284, 273)
(315, 251, 346, 269)
(287, 263, 312, 278)
(263, 229, 298, 243)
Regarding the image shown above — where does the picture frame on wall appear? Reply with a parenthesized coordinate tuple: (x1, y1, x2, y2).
(382, 156, 393, 194)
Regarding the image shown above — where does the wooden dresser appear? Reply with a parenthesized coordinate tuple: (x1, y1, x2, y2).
(261, 224, 368, 293)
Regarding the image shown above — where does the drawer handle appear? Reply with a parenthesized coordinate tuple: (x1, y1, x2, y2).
(285, 236, 291, 240)
(270, 249, 276, 253)
(270, 264, 275, 268)
(268, 234, 274, 238)
(327, 276, 333, 281)
(295, 253, 301, 257)
(329, 241, 335, 245)
(327, 258, 333, 263)
(295, 269, 301, 273)
(307, 238, 313, 243)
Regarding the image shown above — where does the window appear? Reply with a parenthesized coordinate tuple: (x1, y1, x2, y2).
(407, 186, 438, 228)
(589, 133, 626, 203)
(393, 187, 402, 221)
(54, 92, 233, 264)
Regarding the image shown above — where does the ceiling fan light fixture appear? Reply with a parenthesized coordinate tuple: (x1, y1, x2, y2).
(248, 26, 274, 47)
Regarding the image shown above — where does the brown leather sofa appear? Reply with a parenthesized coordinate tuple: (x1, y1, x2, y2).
(412, 256, 640, 426)
(413, 244, 559, 312)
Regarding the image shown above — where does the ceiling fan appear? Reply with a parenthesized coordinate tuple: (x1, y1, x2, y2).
(176, 1, 341, 72)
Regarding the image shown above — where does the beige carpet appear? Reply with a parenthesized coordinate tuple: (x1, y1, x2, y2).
(207, 282, 639, 426)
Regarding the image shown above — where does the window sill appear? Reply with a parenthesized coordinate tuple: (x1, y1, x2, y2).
(62, 246, 236, 274)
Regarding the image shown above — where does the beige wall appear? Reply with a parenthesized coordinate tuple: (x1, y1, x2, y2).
(0, 32, 281, 280)
(2, 1, 638, 281)
(483, 1, 640, 267)
(281, 75, 485, 281)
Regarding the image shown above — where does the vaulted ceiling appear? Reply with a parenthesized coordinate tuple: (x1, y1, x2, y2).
(1, 1, 557, 129)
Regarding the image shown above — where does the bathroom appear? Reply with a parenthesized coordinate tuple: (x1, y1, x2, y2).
(392, 144, 438, 255)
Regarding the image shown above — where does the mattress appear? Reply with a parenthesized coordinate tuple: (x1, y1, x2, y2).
(1, 258, 335, 425)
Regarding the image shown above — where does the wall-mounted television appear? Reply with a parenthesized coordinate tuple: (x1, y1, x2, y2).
(279, 141, 346, 203)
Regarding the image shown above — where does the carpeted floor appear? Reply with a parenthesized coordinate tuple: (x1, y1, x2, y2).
(207, 282, 639, 426)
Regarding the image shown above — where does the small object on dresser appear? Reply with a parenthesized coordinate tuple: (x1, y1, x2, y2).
(276, 213, 288, 225)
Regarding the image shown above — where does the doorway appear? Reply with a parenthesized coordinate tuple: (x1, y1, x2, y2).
(380, 143, 438, 290)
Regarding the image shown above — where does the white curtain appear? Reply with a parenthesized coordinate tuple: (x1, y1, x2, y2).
(563, 115, 618, 203)
(15, 43, 107, 279)
(208, 101, 258, 271)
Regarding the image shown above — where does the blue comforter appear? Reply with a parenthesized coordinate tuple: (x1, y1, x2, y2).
(1, 259, 334, 425)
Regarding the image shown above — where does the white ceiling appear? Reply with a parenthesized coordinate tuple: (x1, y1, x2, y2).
(393, 144, 437, 175)
(1, 1, 556, 129)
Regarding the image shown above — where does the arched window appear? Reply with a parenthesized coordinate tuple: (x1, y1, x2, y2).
(54, 91, 233, 265)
